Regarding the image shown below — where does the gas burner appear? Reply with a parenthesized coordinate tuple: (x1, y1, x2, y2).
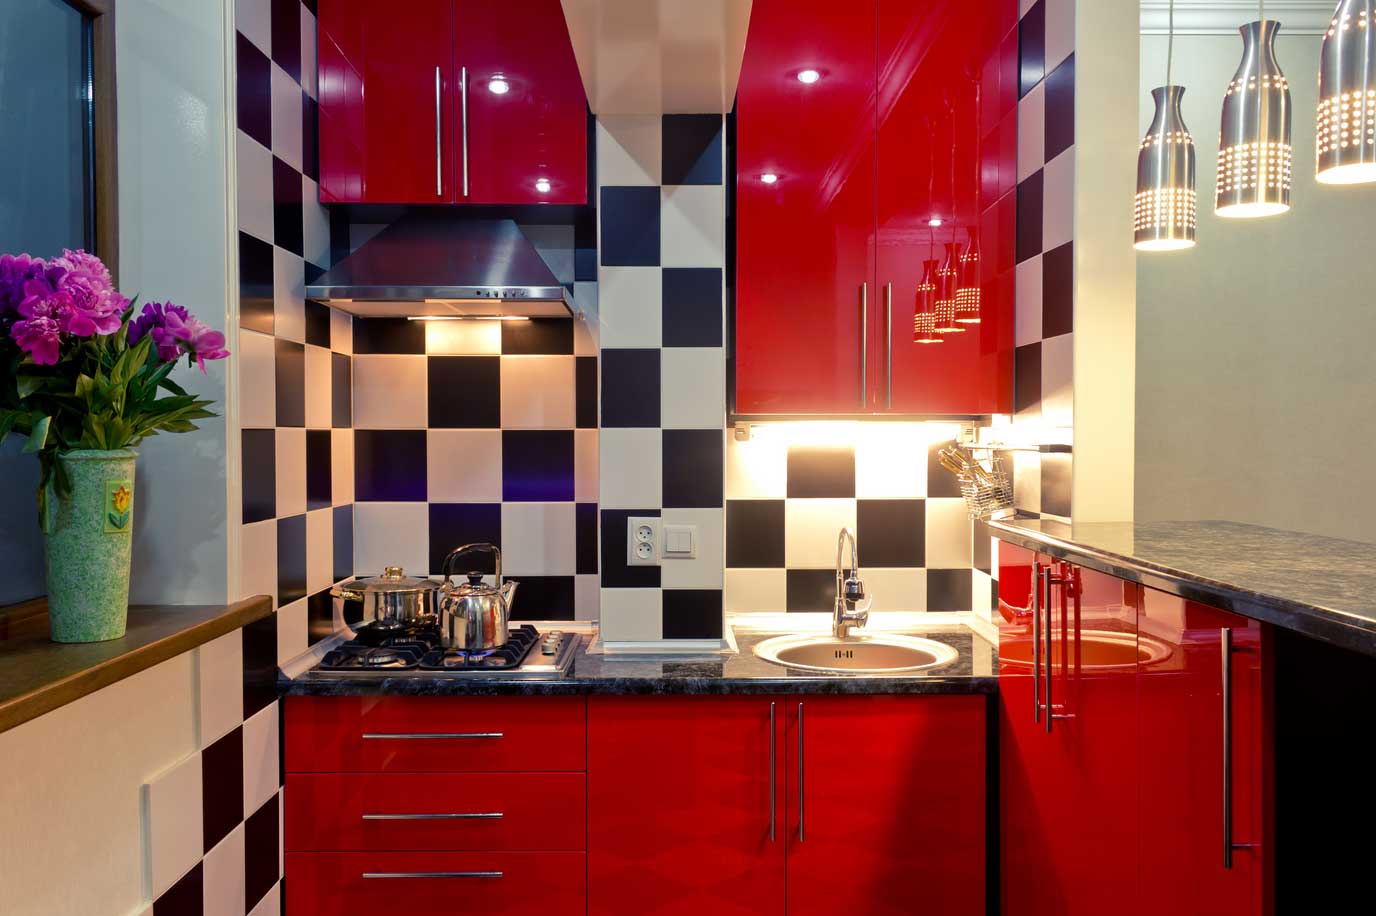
(314, 623, 576, 679)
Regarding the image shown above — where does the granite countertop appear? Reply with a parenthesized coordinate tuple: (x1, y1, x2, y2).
(280, 621, 999, 696)
(989, 517, 1376, 657)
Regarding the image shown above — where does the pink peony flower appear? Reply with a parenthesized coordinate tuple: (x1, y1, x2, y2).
(11, 315, 62, 365)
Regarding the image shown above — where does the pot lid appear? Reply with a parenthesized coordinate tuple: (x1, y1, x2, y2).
(345, 566, 442, 595)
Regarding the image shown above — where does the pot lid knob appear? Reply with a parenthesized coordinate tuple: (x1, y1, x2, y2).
(466, 571, 485, 586)
(384, 566, 404, 580)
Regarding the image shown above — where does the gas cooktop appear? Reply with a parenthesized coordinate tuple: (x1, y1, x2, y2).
(312, 623, 578, 679)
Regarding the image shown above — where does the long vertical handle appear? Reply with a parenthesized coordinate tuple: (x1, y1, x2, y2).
(797, 702, 805, 842)
(769, 702, 776, 843)
(1222, 626, 1233, 869)
(1032, 561, 1042, 724)
(1044, 565, 1054, 733)
(460, 66, 469, 197)
(859, 283, 869, 408)
(884, 282, 893, 409)
(434, 67, 443, 197)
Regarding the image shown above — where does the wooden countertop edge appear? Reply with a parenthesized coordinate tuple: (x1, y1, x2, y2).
(0, 595, 273, 736)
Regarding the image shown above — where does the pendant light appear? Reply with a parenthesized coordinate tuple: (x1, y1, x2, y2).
(1316, 0, 1376, 184)
(954, 228, 981, 324)
(1216, 3, 1292, 217)
(913, 257, 943, 344)
(1136, 0, 1198, 250)
(934, 239, 966, 334)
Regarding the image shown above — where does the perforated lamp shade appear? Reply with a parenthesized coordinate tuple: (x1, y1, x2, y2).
(1217, 20, 1292, 217)
(1136, 85, 1198, 251)
(913, 259, 942, 344)
(1316, 0, 1376, 184)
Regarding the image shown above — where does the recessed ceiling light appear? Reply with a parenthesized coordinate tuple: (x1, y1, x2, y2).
(928, 217, 943, 227)
(534, 177, 552, 193)
(760, 173, 779, 184)
(797, 69, 821, 84)
(488, 76, 510, 94)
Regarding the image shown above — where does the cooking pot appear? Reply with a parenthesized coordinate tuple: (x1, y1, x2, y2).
(439, 543, 518, 650)
(331, 566, 443, 630)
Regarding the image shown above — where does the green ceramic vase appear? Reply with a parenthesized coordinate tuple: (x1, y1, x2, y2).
(44, 449, 136, 643)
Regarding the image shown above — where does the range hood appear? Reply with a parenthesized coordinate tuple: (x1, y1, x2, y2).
(305, 215, 574, 318)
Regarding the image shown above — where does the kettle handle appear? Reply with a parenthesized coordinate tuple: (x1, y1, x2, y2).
(441, 542, 502, 584)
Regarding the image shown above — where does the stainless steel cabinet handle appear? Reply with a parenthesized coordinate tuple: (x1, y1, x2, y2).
(460, 65, 469, 197)
(362, 812, 503, 821)
(1222, 627, 1234, 868)
(884, 282, 893, 409)
(434, 67, 442, 197)
(859, 283, 868, 408)
(1044, 564, 1054, 733)
(769, 701, 776, 842)
(361, 732, 503, 740)
(797, 702, 805, 842)
(362, 871, 502, 880)
(1032, 561, 1043, 724)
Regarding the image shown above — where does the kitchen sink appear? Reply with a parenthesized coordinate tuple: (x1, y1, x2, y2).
(754, 633, 959, 674)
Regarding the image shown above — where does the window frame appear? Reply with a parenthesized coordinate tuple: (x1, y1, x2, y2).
(62, 0, 118, 281)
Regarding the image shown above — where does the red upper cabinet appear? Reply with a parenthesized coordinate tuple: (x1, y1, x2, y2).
(316, 0, 586, 205)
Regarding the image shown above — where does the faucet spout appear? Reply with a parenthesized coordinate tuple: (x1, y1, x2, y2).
(834, 528, 872, 638)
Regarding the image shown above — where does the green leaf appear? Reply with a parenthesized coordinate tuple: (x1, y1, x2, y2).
(22, 415, 51, 453)
(0, 410, 16, 448)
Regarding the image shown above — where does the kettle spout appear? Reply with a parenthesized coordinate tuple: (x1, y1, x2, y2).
(499, 578, 518, 610)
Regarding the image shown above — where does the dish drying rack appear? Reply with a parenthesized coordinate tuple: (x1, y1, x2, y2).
(938, 443, 1014, 519)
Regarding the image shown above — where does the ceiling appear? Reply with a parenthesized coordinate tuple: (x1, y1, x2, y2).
(1141, 1, 1336, 35)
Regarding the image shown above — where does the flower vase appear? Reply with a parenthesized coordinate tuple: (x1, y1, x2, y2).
(43, 449, 136, 642)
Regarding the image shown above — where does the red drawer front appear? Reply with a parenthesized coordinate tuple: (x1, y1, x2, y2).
(286, 772, 586, 851)
(286, 851, 586, 916)
(285, 696, 586, 773)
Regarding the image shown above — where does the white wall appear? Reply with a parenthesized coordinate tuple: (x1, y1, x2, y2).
(1135, 30, 1376, 542)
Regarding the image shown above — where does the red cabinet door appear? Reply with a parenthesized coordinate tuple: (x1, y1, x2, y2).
(1138, 588, 1271, 915)
(785, 695, 986, 916)
(735, 0, 878, 414)
(587, 696, 784, 916)
(453, 0, 587, 204)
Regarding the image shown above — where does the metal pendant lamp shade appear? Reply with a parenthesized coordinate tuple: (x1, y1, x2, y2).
(913, 259, 943, 344)
(1135, 86, 1198, 250)
(1316, 0, 1376, 184)
(934, 241, 966, 333)
(954, 230, 981, 324)
(1217, 20, 1292, 217)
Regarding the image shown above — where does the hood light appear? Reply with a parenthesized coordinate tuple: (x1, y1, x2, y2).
(488, 76, 510, 94)
(535, 177, 552, 193)
(797, 69, 821, 84)
(407, 315, 529, 322)
(760, 173, 779, 184)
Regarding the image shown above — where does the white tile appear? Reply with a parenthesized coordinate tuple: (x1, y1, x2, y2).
(599, 428, 661, 509)
(661, 186, 725, 267)
(302, 177, 331, 267)
(1014, 255, 1044, 348)
(854, 427, 928, 498)
(145, 752, 203, 898)
(274, 428, 306, 519)
(1017, 81, 1046, 183)
(1018, 0, 1039, 19)
(276, 597, 309, 665)
(1012, 450, 1042, 513)
(354, 503, 430, 574)
(241, 701, 280, 817)
(1044, 0, 1076, 71)
(725, 433, 787, 499)
(785, 499, 857, 568)
(239, 329, 276, 428)
(599, 588, 663, 641)
(1042, 148, 1074, 251)
(573, 285, 600, 353)
(426, 319, 501, 355)
(304, 344, 332, 428)
(575, 429, 598, 502)
(247, 883, 280, 916)
(595, 115, 661, 186)
(1040, 332, 1074, 429)
(197, 630, 243, 748)
(660, 507, 724, 588)
(575, 574, 600, 621)
(661, 349, 725, 429)
(925, 498, 973, 569)
(235, 0, 272, 56)
(300, 5, 319, 99)
(202, 824, 246, 916)
(724, 568, 787, 613)
(329, 307, 352, 354)
(991, 537, 1001, 581)
(270, 64, 303, 171)
(971, 571, 993, 623)
(331, 428, 354, 505)
(272, 247, 305, 344)
(428, 430, 502, 502)
(241, 519, 278, 607)
(502, 503, 577, 575)
(524, 224, 576, 285)
(236, 131, 274, 245)
(352, 355, 427, 427)
(597, 267, 662, 347)
(306, 507, 334, 594)
(500, 356, 576, 428)
(861, 568, 927, 613)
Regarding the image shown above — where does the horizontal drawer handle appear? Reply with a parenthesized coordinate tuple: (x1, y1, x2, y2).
(362, 812, 504, 821)
(362, 871, 503, 880)
(360, 732, 504, 740)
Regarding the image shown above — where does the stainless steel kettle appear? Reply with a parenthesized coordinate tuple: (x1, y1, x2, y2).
(439, 543, 518, 650)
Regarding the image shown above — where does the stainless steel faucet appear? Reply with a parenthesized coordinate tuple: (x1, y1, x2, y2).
(833, 527, 872, 638)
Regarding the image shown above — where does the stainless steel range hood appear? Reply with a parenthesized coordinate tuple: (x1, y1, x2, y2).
(304, 215, 574, 318)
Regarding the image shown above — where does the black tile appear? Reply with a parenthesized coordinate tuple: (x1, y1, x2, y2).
(600, 349, 660, 427)
(236, 33, 271, 149)
(274, 339, 305, 427)
(1044, 54, 1075, 162)
(599, 186, 661, 266)
(428, 357, 500, 428)
(305, 260, 327, 285)
(270, 0, 301, 82)
(306, 429, 331, 510)
(927, 568, 973, 612)
(508, 575, 576, 621)
(1040, 451, 1072, 518)
(662, 114, 724, 185)
(1041, 241, 1073, 338)
(241, 429, 276, 523)
(786, 447, 855, 498)
(1016, 170, 1043, 263)
(575, 356, 598, 428)
(576, 502, 599, 575)
(575, 246, 597, 282)
(244, 793, 280, 908)
(272, 155, 303, 257)
(725, 500, 785, 568)
(242, 613, 277, 718)
(331, 352, 351, 427)
(502, 430, 575, 502)
(787, 569, 837, 612)
(301, 0, 317, 13)
(927, 439, 965, 499)
(857, 499, 925, 568)
(600, 509, 661, 588)
(330, 206, 351, 267)
(353, 317, 426, 354)
(501, 317, 574, 355)
(662, 429, 724, 509)
(1018, 0, 1046, 98)
(239, 231, 274, 334)
(1015, 342, 1042, 415)
(277, 513, 308, 607)
(332, 504, 354, 586)
(201, 726, 244, 853)
(354, 430, 427, 501)
(304, 300, 331, 347)
(973, 519, 992, 575)
(306, 588, 335, 643)
(153, 861, 202, 916)
(662, 268, 723, 347)
(301, 91, 319, 183)
(663, 589, 724, 639)
(430, 503, 502, 575)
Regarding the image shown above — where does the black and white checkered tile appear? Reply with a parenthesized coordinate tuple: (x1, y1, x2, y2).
(596, 114, 728, 642)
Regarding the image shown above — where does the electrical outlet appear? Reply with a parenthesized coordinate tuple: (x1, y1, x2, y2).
(626, 517, 660, 566)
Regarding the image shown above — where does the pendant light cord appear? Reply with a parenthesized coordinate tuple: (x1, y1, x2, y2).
(1166, 0, 1175, 86)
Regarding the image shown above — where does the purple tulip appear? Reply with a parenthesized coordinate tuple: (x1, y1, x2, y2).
(129, 301, 230, 371)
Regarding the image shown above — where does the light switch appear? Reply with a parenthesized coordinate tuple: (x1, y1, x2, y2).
(663, 524, 696, 558)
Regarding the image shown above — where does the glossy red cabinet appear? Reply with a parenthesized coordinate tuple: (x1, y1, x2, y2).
(316, 0, 586, 205)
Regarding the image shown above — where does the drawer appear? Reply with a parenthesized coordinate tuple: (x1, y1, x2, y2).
(286, 851, 585, 916)
(286, 696, 586, 773)
(285, 772, 585, 851)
